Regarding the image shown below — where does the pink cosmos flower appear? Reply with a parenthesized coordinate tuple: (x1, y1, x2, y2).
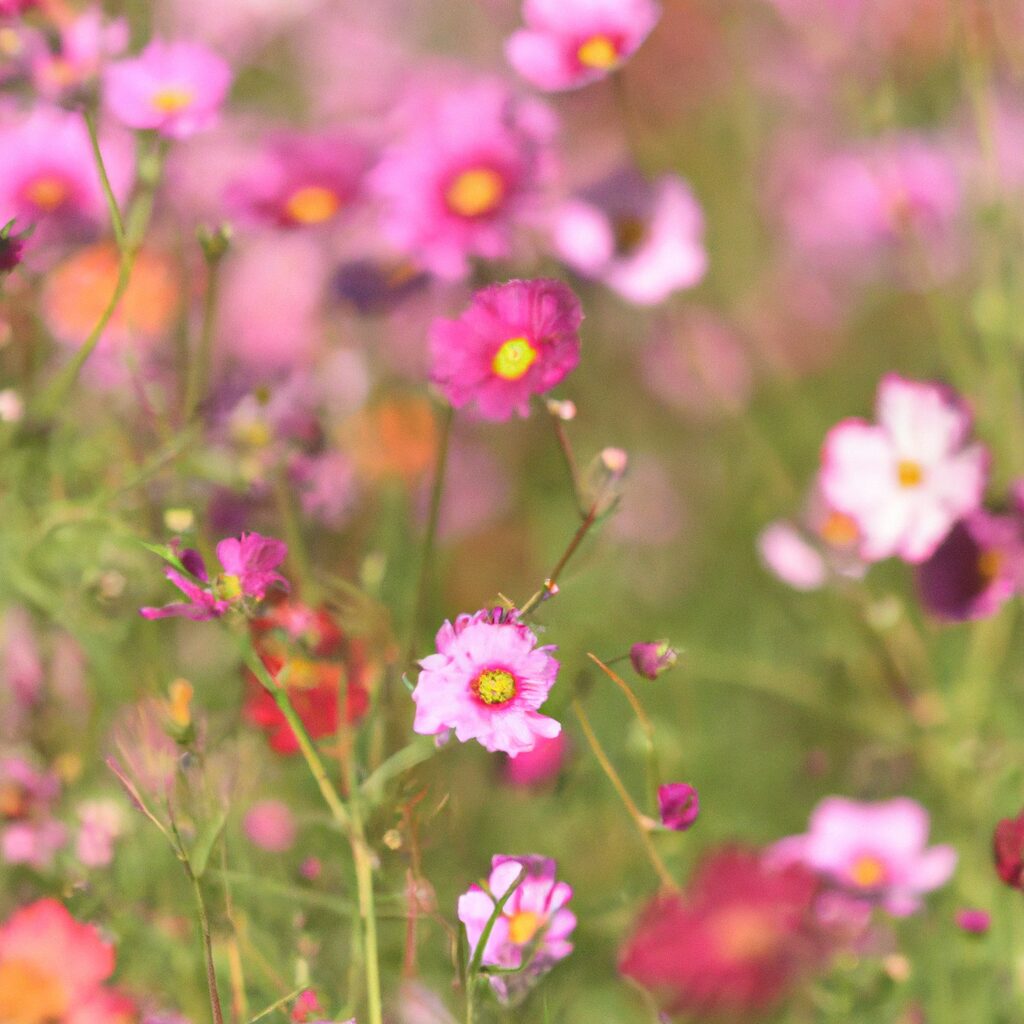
(244, 799, 297, 853)
(75, 800, 125, 868)
(0, 106, 133, 240)
(140, 532, 288, 620)
(30, 8, 129, 101)
(0, 756, 66, 870)
(770, 796, 957, 917)
(411, 608, 561, 757)
(916, 508, 1024, 622)
(507, 0, 662, 91)
(370, 80, 557, 279)
(820, 375, 988, 563)
(226, 131, 371, 229)
(104, 39, 232, 138)
(458, 854, 575, 1003)
(429, 279, 583, 421)
(0, 898, 116, 1024)
(550, 170, 706, 304)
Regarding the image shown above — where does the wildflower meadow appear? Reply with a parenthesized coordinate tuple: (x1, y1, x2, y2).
(2, 1, 1024, 1022)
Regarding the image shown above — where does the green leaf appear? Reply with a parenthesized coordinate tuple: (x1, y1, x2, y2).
(189, 806, 228, 879)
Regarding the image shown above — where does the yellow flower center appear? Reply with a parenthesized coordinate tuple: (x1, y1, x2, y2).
(492, 336, 538, 381)
(896, 459, 924, 488)
(613, 215, 647, 255)
(577, 34, 619, 69)
(0, 959, 69, 1024)
(473, 668, 517, 706)
(0, 782, 25, 819)
(849, 853, 887, 889)
(978, 548, 1003, 584)
(284, 185, 341, 225)
(23, 175, 69, 213)
(167, 678, 194, 728)
(820, 510, 859, 547)
(710, 908, 780, 963)
(507, 909, 543, 945)
(215, 573, 242, 601)
(152, 86, 194, 113)
(445, 167, 505, 218)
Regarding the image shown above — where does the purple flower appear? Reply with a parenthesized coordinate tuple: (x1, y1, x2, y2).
(457, 854, 575, 1003)
(412, 609, 560, 757)
(140, 532, 288, 621)
(629, 641, 677, 680)
(657, 783, 699, 831)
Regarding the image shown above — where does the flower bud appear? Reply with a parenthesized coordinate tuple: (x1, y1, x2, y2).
(657, 782, 699, 831)
(630, 641, 678, 680)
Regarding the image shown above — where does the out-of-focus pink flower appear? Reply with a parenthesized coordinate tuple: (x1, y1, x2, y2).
(244, 799, 297, 853)
(458, 854, 575, 1003)
(0, 899, 117, 1024)
(630, 641, 678, 680)
(620, 847, 823, 1017)
(30, 8, 129, 100)
(955, 908, 990, 934)
(429, 279, 582, 421)
(658, 783, 700, 831)
(770, 796, 957, 916)
(140, 532, 288, 621)
(432, 442, 512, 541)
(551, 170, 705, 304)
(226, 131, 371, 229)
(994, 806, 1024, 888)
(758, 521, 829, 591)
(370, 80, 557, 279)
(2, 607, 44, 707)
(916, 507, 1024, 622)
(781, 136, 962, 282)
(821, 375, 988, 563)
(0, 221, 27, 276)
(412, 608, 561, 757)
(75, 800, 125, 868)
(501, 733, 567, 787)
(104, 39, 232, 138)
(0, 756, 66, 870)
(0, 106, 133, 239)
(507, 0, 661, 91)
(290, 451, 358, 529)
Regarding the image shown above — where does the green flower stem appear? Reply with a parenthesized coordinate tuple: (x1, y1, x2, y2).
(183, 245, 226, 421)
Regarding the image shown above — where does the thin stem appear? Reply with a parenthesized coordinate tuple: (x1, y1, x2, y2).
(245, 646, 350, 832)
(571, 697, 678, 892)
(547, 409, 584, 517)
(83, 109, 125, 248)
(271, 468, 318, 602)
(183, 248, 226, 421)
(519, 501, 600, 618)
(189, 869, 226, 1024)
(405, 403, 454, 665)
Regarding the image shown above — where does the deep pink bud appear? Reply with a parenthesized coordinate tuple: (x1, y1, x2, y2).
(955, 908, 990, 935)
(630, 641, 678, 680)
(658, 783, 699, 831)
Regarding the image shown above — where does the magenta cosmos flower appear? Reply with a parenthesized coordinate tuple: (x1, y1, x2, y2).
(820, 375, 988, 563)
(429, 279, 582, 421)
(916, 508, 1024, 622)
(770, 796, 957, 917)
(458, 854, 575, 1003)
(104, 39, 232, 138)
(226, 131, 371, 229)
(551, 169, 706, 305)
(370, 80, 557, 279)
(140, 532, 288, 621)
(411, 608, 560, 756)
(507, 0, 661, 91)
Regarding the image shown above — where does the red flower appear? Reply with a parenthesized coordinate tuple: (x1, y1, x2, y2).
(994, 810, 1024, 888)
(619, 847, 824, 1018)
(243, 599, 371, 754)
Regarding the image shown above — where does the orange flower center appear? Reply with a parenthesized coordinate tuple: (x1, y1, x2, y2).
(978, 548, 1003, 584)
(507, 909, 543, 945)
(445, 168, 505, 218)
(820, 510, 859, 547)
(152, 86, 194, 113)
(23, 175, 69, 213)
(577, 34, 619, 69)
(849, 853, 887, 889)
(492, 336, 538, 381)
(473, 668, 517, 706)
(710, 907, 780, 963)
(896, 459, 924, 488)
(0, 782, 25, 819)
(285, 185, 341, 225)
(0, 958, 69, 1024)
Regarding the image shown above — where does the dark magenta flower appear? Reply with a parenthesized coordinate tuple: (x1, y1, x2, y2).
(994, 809, 1024, 889)
(140, 532, 288, 621)
(630, 640, 677, 679)
(955, 908, 991, 935)
(658, 782, 699, 831)
(429, 278, 583, 421)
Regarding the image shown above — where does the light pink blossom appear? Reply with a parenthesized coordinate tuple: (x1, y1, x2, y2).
(820, 375, 988, 563)
(412, 609, 560, 757)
